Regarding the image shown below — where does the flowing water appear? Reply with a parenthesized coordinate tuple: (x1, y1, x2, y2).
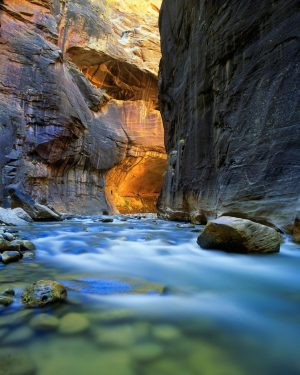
(0, 215, 300, 375)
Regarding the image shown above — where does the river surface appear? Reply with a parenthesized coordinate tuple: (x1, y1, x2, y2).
(0, 215, 300, 375)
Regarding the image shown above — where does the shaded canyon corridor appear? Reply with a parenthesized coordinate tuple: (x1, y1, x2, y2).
(0, 1, 299, 375)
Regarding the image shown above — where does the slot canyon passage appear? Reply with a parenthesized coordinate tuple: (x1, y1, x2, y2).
(0, 0, 299, 375)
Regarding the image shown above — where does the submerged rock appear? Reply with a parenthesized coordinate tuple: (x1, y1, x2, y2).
(0, 348, 36, 375)
(131, 342, 164, 362)
(0, 296, 13, 306)
(22, 252, 35, 260)
(21, 280, 67, 308)
(59, 313, 89, 335)
(94, 325, 137, 347)
(1, 251, 22, 264)
(30, 314, 59, 331)
(197, 216, 281, 254)
(4, 327, 33, 345)
(152, 324, 181, 341)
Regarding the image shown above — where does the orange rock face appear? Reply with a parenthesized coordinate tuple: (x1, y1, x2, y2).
(0, 0, 165, 214)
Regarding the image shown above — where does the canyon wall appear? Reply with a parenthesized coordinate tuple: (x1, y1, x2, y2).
(0, 0, 165, 214)
(158, 0, 300, 230)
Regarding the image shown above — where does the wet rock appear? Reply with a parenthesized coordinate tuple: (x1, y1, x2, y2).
(188, 342, 243, 375)
(131, 281, 168, 295)
(0, 240, 21, 252)
(1, 251, 22, 264)
(4, 327, 33, 345)
(2, 288, 15, 296)
(21, 280, 67, 307)
(0, 296, 14, 306)
(197, 216, 281, 254)
(131, 342, 163, 362)
(22, 252, 35, 260)
(293, 214, 300, 243)
(0, 310, 32, 328)
(94, 322, 149, 348)
(0, 208, 28, 226)
(100, 218, 114, 223)
(30, 314, 59, 331)
(9, 188, 62, 222)
(3, 232, 14, 241)
(176, 224, 195, 229)
(20, 240, 36, 251)
(4, 228, 19, 234)
(95, 325, 137, 347)
(59, 313, 89, 335)
(0, 348, 36, 375)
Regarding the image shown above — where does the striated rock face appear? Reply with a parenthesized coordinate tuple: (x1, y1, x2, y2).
(0, 0, 165, 214)
(158, 0, 300, 230)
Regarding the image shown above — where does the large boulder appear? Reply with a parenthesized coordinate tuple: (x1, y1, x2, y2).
(9, 188, 62, 221)
(21, 280, 67, 308)
(0, 208, 28, 226)
(12, 208, 33, 223)
(197, 216, 281, 254)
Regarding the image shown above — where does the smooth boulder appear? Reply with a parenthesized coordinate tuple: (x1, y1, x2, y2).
(197, 216, 281, 254)
(22, 280, 67, 307)
(59, 313, 89, 335)
(0, 208, 28, 226)
(1, 251, 22, 264)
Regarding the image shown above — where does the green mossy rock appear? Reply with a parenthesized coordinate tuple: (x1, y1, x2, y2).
(59, 313, 89, 335)
(1, 251, 22, 264)
(30, 314, 59, 331)
(21, 240, 36, 251)
(22, 280, 67, 308)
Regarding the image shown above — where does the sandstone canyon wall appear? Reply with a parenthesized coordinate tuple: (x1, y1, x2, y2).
(0, 0, 165, 214)
(158, 0, 300, 230)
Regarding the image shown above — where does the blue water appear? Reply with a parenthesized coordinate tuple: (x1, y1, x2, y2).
(1, 215, 300, 375)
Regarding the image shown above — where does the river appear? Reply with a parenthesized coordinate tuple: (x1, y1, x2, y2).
(0, 215, 299, 375)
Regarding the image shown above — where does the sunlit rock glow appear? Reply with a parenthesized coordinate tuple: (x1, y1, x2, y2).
(0, 0, 165, 214)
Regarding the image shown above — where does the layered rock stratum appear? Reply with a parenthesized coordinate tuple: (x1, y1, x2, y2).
(158, 0, 300, 230)
(0, 0, 165, 214)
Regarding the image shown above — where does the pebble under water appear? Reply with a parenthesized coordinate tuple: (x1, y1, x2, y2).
(0, 215, 300, 375)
